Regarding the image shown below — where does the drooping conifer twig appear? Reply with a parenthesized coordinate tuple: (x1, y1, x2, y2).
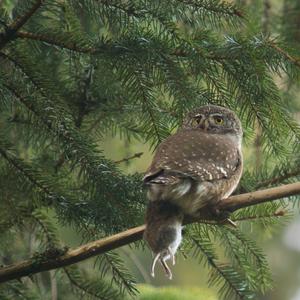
(1, 181, 300, 284)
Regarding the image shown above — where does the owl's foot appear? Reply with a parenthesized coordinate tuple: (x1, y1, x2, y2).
(210, 206, 229, 219)
(223, 218, 237, 227)
(209, 206, 237, 228)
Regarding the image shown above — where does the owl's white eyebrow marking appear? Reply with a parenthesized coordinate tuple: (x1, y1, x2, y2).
(211, 113, 223, 118)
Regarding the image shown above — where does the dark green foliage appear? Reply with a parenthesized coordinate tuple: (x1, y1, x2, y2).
(188, 225, 256, 300)
(63, 265, 125, 300)
(0, 0, 300, 299)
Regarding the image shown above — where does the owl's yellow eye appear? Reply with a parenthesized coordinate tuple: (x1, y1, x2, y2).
(214, 116, 224, 125)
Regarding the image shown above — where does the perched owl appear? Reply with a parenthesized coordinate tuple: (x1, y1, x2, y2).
(143, 105, 243, 279)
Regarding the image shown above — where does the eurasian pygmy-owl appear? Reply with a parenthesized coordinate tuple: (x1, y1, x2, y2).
(143, 105, 243, 279)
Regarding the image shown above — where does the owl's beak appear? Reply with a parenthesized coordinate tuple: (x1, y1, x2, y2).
(199, 119, 209, 130)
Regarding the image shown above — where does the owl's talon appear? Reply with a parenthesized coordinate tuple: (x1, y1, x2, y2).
(223, 218, 237, 228)
(210, 205, 231, 221)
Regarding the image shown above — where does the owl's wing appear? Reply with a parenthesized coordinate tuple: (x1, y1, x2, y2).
(143, 129, 241, 185)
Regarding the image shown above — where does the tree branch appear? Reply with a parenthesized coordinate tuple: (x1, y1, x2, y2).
(0, 0, 42, 49)
(1, 182, 300, 283)
(15, 31, 300, 72)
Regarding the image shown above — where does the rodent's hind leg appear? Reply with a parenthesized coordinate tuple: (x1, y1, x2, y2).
(168, 246, 176, 266)
(151, 252, 160, 278)
(160, 257, 172, 280)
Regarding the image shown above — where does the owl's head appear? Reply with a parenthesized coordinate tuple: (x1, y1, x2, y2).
(182, 105, 243, 142)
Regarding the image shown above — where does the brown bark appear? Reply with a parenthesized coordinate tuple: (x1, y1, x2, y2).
(1, 182, 300, 283)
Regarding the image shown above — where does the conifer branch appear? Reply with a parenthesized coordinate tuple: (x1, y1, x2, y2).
(269, 41, 300, 68)
(191, 237, 251, 298)
(17, 31, 299, 72)
(178, 0, 244, 18)
(1, 182, 300, 283)
(15, 31, 98, 53)
(96, 0, 141, 18)
(0, 0, 42, 49)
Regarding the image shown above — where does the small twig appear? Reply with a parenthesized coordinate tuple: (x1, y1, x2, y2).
(262, 0, 271, 34)
(54, 154, 65, 173)
(114, 152, 143, 164)
(231, 209, 287, 222)
(97, 0, 141, 18)
(50, 270, 58, 300)
(256, 168, 300, 189)
(269, 41, 300, 68)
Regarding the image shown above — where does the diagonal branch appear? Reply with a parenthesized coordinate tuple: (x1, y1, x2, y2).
(0, 0, 42, 49)
(15, 31, 98, 53)
(1, 182, 300, 283)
